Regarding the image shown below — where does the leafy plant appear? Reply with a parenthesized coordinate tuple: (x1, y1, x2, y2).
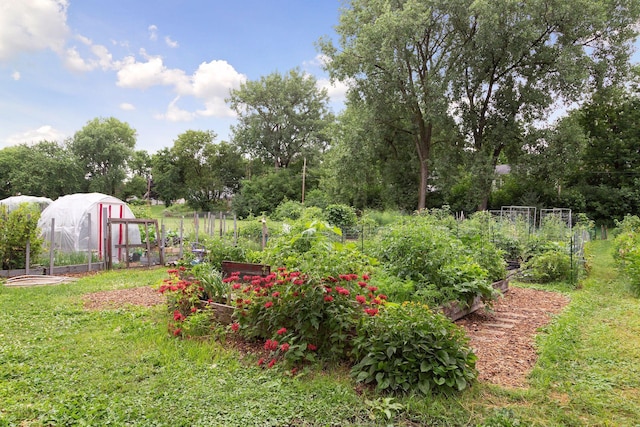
(522, 244, 574, 284)
(351, 302, 477, 394)
(230, 269, 386, 365)
(0, 203, 43, 269)
(272, 199, 304, 221)
(324, 204, 358, 229)
(189, 262, 228, 303)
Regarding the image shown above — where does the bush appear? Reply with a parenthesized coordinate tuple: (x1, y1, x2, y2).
(613, 215, 640, 296)
(272, 200, 304, 221)
(0, 204, 43, 270)
(324, 204, 357, 229)
(369, 215, 501, 306)
(230, 269, 386, 365)
(351, 302, 477, 394)
(522, 244, 573, 283)
(259, 220, 375, 278)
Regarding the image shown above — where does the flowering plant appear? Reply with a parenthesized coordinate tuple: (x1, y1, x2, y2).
(158, 267, 214, 337)
(227, 268, 386, 367)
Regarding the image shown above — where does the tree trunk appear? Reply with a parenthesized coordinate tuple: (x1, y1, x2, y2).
(415, 121, 432, 211)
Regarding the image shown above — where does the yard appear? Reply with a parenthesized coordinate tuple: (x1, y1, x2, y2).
(1, 240, 639, 426)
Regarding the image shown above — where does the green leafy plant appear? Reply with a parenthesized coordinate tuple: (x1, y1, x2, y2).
(324, 204, 358, 229)
(351, 301, 477, 394)
(0, 204, 43, 270)
(230, 268, 386, 366)
(272, 199, 304, 221)
(521, 244, 574, 284)
(613, 215, 640, 296)
(189, 262, 228, 303)
(364, 397, 404, 423)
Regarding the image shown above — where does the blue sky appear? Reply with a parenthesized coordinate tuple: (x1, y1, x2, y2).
(0, 0, 347, 153)
(2, 1, 639, 154)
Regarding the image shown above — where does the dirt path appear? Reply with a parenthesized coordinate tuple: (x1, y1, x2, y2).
(456, 286, 570, 388)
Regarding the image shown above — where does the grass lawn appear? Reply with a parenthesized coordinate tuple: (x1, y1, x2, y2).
(1, 240, 639, 426)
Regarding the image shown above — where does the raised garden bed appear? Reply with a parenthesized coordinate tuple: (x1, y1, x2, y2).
(439, 278, 510, 321)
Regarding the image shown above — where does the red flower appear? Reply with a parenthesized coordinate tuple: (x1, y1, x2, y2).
(232, 283, 242, 290)
(362, 274, 370, 280)
(272, 291, 280, 298)
(267, 358, 277, 368)
(173, 328, 182, 336)
(280, 343, 290, 352)
(190, 307, 198, 313)
(231, 323, 240, 332)
(264, 301, 273, 308)
(324, 295, 334, 302)
(294, 279, 304, 285)
(258, 358, 265, 366)
(378, 294, 388, 300)
(179, 266, 186, 271)
(307, 343, 317, 351)
(173, 310, 185, 321)
(368, 286, 378, 292)
(356, 295, 366, 304)
(292, 291, 299, 297)
(365, 308, 379, 316)
(167, 269, 178, 274)
(358, 281, 367, 288)
(337, 287, 350, 296)
(264, 339, 279, 351)
(277, 327, 287, 335)
(325, 287, 333, 293)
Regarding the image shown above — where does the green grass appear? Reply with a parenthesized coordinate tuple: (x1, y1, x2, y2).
(2, 240, 640, 426)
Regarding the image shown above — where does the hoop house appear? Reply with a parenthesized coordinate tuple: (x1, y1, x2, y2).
(37, 193, 141, 260)
(0, 195, 53, 212)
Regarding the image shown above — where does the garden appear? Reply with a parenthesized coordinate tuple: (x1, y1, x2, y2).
(2, 204, 640, 426)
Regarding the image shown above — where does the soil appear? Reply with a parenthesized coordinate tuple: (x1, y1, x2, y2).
(81, 284, 570, 389)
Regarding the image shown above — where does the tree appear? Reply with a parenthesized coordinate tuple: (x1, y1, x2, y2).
(574, 87, 640, 223)
(321, 0, 640, 212)
(320, 0, 459, 211)
(0, 141, 83, 199)
(151, 148, 183, 207)
(70, 117, 137, 196)
(449, 0, 640, 210)
(166, 130, 245, 211)
(122, 150, 153, 201)
(228, 68, 333, 169)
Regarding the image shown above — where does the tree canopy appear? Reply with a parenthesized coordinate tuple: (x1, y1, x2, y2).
(228, 68, 333, 169)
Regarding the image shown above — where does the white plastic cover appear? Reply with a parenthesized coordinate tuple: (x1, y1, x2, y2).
(37, 193, 141, 259)
(0, 195, 53, 212)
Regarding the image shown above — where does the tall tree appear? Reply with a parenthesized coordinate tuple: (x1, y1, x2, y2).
(70, 117, 137, 196)
(320, 0, 460, 211)
(449, 0, 640, 210)
(228, 68, 333, 169)
(168, 130, 245, 211)
(0, 141, 83, 199)
(151, 148, 183, 207)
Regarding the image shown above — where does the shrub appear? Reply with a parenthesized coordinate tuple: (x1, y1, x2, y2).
(260, 220, 375, 278)
(351, 302, 477, 394)
(324, 204, 357, 229)
(272, 199, 304, 221)
(613, 215, 640, 296)
(522, 244, 573, 283)
(0, 204, 43, 270)
(230, 269, 385, 365)
(370, 215, 501, 306)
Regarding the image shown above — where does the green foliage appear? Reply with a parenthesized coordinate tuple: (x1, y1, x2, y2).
(351, 302, 477, 394)
(70, 117, 136, 196)
(370, 214, 501, 306)
(0, 204, 43, 269)
(232, 169, 302, 218)
(228, 68, 333, 169)
(613, 215, 640, 296)
(189, 263, 227, 303)
(303, 189, 330, 209)
(232, 269, 385, 364)
(260, 219, 375, 278)
(272, 199, 304, 221)
(324, 203, 358, 229)
(199, 236, 248, 267)
(522, 244, 574, 284)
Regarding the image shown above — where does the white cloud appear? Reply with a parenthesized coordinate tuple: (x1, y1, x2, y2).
(317, 77, 350, 103)
(154, 96, 195, 122)
(165, 36, 179, 48)
(0, 0, 70, 61)
(118, 56, 246, 121)
(5, 125, 66, 146)
(119, 102, 135, 111)
(11, 71, 20, 80)
(148, 25, 158, 41)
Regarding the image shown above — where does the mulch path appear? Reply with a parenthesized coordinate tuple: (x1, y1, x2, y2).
(81, 284, 570, 388)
